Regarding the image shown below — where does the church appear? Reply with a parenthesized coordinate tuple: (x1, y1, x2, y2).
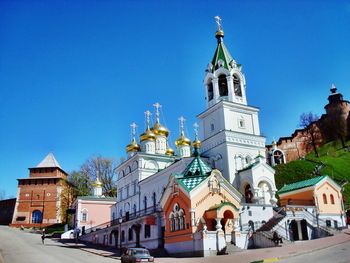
(79, 17, 278, 256)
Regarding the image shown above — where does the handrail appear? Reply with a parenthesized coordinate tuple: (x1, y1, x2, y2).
(82, 205, 162, 235)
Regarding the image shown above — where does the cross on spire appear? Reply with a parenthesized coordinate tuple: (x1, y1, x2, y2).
(153, 102, 161, 123)
(144, 110, 151, 129)
(178, 116, 186, 134)
(193, 122, 199, 138)
(214, 16, 222, 31)
(130, 122, 137, 139)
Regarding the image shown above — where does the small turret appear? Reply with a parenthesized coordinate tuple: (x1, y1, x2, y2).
(140, 110, 156, 154)
(126, 122, 141, 158)
(175, 116, 191, 158)
(92, 176, 103, 197)
(152, 102, 169, 154)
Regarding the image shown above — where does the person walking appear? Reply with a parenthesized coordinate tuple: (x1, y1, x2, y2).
(41, 228, 46, 245)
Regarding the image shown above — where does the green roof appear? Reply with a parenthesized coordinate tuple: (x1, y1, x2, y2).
(177, 176, 208, 192)
(182, 156, 212, 177)
(207, 201, 239, 212)
(278, 175, 327, 195)
(175, 155, 212, 192)
(211, 39, 238, 72)
(78, 196, 116, 201)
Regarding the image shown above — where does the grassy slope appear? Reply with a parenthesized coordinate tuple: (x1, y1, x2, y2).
(275, 140, 350, 208)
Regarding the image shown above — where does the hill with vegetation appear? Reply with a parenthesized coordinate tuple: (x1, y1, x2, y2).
(275, 140, 350, 208)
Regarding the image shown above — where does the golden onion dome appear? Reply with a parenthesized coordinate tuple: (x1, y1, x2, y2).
(152, 122, 169, 137)
(92, 177, 103, 187)
(192, 137, 201, 149)
(165, 146, 175, 156)
(175, 132, 191, 147)
(126, 138, 141, 153)
(140, 128, 156, 142)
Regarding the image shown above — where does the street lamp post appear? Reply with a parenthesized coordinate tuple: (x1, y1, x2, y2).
(119, 218, 123, 255)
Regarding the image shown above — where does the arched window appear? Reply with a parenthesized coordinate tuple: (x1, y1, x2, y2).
(273, 150, 285, 165)
(330, 194, 335, 204)
(119, 209, 123, 217)
(207, 81, 214, 101)
(144, 196, 147, 210)
(245, 184, 253, 203)
(31, 210, 42, 224)
(323, 194, 328, 204)
(128, 228, 133, 241)
(218, 75, 228, 97)
(170, 214, 175, 232)
(82, 209, 88, 222)
(169, 204, 185, 232)
(152, 192, 156, 209)
(233, 75, 242, 96)
(121, 230, 125, 242)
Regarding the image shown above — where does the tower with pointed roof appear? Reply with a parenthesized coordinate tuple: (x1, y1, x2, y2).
(198, 17, 272, 199)
(11, 153, 73, 227)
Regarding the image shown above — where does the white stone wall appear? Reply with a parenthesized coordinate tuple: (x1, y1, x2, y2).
(240, 204, 274, 230)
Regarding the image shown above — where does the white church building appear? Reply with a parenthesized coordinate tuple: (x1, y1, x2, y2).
(79, 17, 279, 255)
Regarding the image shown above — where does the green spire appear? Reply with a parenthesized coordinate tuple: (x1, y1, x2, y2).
(209, 16, 239, 73)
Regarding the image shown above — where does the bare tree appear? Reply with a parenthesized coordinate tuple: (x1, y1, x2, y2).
(299, 112, 320, 157)
(80, 156, 118, 197)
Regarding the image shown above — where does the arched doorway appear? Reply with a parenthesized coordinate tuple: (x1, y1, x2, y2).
(221, 210, 234, 242)
(244, 184, 253, 203)
(113, 230, 119, 248)
(290, 220, 299, 241)
(132, 224, 141, 248)
(301, 219, 309, 240)
(31, 210, 42, 223)
(258, 181, 272, 204)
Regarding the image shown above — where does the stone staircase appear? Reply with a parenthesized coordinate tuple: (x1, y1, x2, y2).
(258, 207, 286, 232)
(218, 242, 243, 255)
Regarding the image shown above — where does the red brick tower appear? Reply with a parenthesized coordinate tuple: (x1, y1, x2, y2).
(11, 153, 71, 227)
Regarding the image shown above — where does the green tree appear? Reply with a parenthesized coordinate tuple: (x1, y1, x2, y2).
(68, 170, 93, 196)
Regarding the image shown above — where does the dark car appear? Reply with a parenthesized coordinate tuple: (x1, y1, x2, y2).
(121, 248, 154, 263)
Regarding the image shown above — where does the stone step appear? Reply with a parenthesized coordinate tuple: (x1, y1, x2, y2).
(225, 243, 243, 254)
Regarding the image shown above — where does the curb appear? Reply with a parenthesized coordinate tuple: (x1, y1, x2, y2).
(80, 247, 121, 260)
(251, 258, 279, 263)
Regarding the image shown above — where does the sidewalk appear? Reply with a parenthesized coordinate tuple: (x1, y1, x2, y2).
(55, 239, 121, 259)
(56, 229, 350, 263)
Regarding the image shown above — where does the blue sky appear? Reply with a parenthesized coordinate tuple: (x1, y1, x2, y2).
(1, 0, 350, 198)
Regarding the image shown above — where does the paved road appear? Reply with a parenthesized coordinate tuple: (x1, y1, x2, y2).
(280, 240, 350, 263)
(1, 226, 350, 263)
(0, 226, 116, 263)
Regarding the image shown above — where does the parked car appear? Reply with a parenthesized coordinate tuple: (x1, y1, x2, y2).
(121, 248, 154, 263)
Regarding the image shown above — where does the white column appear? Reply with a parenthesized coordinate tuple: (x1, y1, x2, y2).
(190, 209, 196, 227)
(215, 218, 223, 231)
(212, 78, 219, 102)
(226, 75, 234, 102)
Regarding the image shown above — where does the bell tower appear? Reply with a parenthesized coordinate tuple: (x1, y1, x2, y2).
(198, 17, 266, 187)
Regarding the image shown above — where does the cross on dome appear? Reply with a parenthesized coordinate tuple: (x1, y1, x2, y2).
(144, 110, 152, 129)
(130, 122, 137, 138)
(153, 102, 162, 123)
(193, 122, 199, 136)
(178, 116, 186, 133)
